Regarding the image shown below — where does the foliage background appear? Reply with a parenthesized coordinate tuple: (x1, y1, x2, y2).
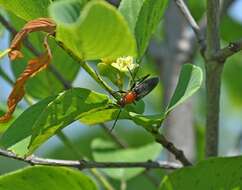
(0, 0, 242, 189)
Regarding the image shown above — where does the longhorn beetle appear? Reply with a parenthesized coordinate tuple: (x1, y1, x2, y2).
(111, 74, 159, 131)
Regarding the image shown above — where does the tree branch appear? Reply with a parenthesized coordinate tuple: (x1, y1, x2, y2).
(215, 38, 242, 61)
(0, 148, 181, 170)
(173, 0, 206, 50)
(205, 0, 223, 157)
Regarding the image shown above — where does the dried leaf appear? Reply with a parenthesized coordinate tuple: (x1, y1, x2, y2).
(0, 18, 56, 123)
(9, 18, 56, 60)
(0, 35, 52, 123)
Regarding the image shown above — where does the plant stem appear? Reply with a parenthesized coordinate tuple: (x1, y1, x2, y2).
(57, 41, 118, 100)
(205, 0, 223, 157)
(205, 63, 223, 156)
(80, 61, 117, 99)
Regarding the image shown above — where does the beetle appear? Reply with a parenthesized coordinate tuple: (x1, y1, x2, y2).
(111, 75, 159, 131)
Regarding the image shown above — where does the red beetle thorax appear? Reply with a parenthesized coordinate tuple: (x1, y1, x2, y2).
(118, 91, 137, 107)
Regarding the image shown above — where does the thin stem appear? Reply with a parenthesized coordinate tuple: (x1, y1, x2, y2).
(81, 62, 117, 99)
(215, 38, 242, 61)
(57, 41, 118, 100)
(141, 125, 192, 166)
(206, 0, 220, 56)
(0, 48, 11, 59)
(155, 132, 192, 166)
(173, 0, 206, 50)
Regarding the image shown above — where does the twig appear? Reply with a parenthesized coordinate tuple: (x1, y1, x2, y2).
(214, 38, 242, 61)
(0, 14, 72, 90)
(155, 132, 192, 166)
(173, 0, 206, 50)
(57, 41, 118, 100)
(0, 148, 182, 170)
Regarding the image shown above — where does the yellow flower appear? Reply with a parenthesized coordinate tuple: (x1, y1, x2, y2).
(111, 56, 137, 72)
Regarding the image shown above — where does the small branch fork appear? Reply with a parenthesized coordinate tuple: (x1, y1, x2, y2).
(0, 148, 182, 170)
(173, 0, 242, 60)
(215, 38, 242, 61)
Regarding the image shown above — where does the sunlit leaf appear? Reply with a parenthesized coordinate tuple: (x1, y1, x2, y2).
(119, 0, 167, 57)
(0, 0, 50, 21)
(119, 0, 145, 33)
(49, 0, 137, 60)
(165, 64, 203, 115)
(0, 166, 97, 190)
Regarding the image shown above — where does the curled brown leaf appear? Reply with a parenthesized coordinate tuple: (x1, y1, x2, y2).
(9, 18, 56, 60)
(0, 18, 56, 123)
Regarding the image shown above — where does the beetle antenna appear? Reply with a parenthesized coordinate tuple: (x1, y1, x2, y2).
(127, 67, 135, 83)
(110, 109, 122, 132)
(127, 67, 137, 90)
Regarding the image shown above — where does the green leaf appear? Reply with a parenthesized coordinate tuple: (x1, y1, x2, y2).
(0, 88, 110, 156)
(119, 0, 145, 32)
(0, 166, 97, 190)
(187, 0, 206, 21)
(49, 0, 137, 60)
(28, 88, 111, 154)
(160, 156, 242, 190)
(0, 0, 50, 21)
(92, 139, 161, 180)
(0, 97, 55, 156)
(135, 0, 167, 57)
(0, 104, 22, 134)
(80, 105, 163, 128)
(165, 64, 203, 115)
(119, 0, 167, 57)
